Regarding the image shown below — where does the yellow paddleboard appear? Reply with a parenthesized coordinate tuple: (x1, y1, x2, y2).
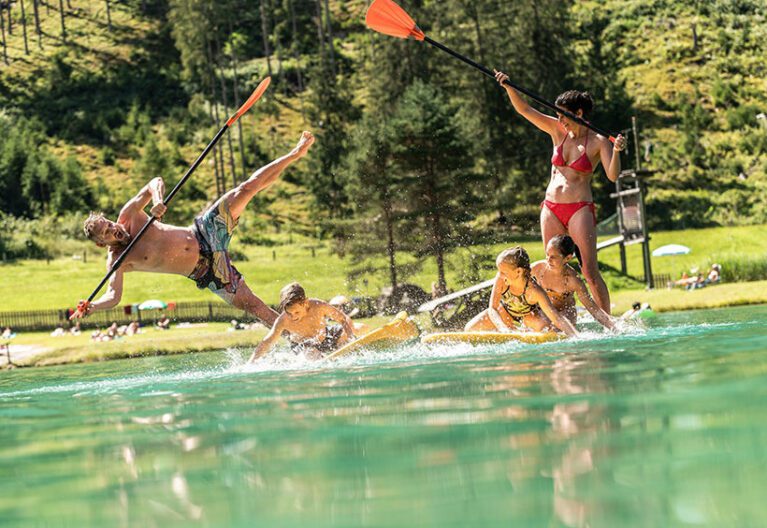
(421, 331, 562, 346)
(325, 312, 420, 360)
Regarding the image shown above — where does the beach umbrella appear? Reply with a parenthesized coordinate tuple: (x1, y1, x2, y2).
(652, 244, 691, 257)
(138, 299, 168, 311)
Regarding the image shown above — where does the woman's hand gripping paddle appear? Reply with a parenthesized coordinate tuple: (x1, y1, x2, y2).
(365, 0, 618, 143)
(71, 77, 272, 319)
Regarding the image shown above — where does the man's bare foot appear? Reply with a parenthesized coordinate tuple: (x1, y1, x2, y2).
(293, 131, 315, 158)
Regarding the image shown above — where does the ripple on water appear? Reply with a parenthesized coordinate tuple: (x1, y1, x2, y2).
(1, 306, 767, 527)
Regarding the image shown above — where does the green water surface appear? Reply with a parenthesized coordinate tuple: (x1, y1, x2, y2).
(2, 306, 767, 527)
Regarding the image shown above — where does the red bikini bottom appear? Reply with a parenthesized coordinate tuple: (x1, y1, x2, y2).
(541, 200, 597, 229)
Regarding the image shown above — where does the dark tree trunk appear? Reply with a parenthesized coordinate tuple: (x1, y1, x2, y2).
(269, 0, 283, 74)
(32, 0, 41, 49)
(323, 0, 335, 75)
(692, 23, 698, 51)
(288, 0, 306, 123)
(7, 1, 13, 35)
(105, 0, 112, 32)
(0, 7, 7, 65)
(58, 0, 66, 42)
(314, 0, 326, 68)
(432, 212, 447, 295)
(206, 39, 227, 194)
(228, 20, 246, 181)
(215, 35, 237, 188)
(383, 200, 398, 289)
(20, 0, 29, 55)
(259, 0, 273, 77)
(206, 95, 222, 197)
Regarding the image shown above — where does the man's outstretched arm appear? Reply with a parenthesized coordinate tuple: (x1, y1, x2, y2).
(70, 268, 124, 319)
(119, 177, 167, 220)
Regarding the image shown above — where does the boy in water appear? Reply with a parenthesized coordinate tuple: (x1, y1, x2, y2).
(248, 283, 357, 362)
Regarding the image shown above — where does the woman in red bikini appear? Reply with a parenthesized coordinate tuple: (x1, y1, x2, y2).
(494, 70, 627, 313)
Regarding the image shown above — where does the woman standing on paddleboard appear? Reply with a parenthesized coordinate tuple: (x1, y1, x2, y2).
(494, 70, 626, 313)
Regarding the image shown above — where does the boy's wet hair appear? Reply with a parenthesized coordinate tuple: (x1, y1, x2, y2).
(555, 90, 594, 119)
(279, 282, 306, 312)
(550, 234, 583, 266)
(497, 246, 530, 271)
(83, 211, 106, 242)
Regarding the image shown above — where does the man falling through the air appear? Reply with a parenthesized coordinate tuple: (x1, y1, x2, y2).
(72, 131, 315, 326)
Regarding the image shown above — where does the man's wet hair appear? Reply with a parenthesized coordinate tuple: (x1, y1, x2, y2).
(497, 246, 530, 271)
(550, 234, 583, 266)
(279, 282, 307, 312)
(83, 212, 106, 243)
(555, 90, 594, 119)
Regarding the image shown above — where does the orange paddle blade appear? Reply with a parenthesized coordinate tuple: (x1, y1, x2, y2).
(365, 0, 424, 41)
(227, 76, 271, 126)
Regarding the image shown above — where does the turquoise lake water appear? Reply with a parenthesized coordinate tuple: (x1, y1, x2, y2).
(1, 305, 766, 527)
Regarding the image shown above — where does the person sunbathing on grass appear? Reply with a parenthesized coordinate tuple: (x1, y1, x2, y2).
(465, 246, 579, 337)
(71, 132, 315, 327)
(248, 282, 357, 362)
(531, 235, 616, 331)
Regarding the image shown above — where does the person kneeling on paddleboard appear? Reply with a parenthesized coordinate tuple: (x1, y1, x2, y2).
(465, 246, 579, 337)
(248, 283, 357, 362)
(531, 235, 616, 331)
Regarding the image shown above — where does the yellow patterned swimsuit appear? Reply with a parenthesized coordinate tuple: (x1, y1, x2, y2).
(499, 276, 541, 321)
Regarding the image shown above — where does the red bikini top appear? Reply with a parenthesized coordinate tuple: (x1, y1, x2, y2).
(551, 133, 593, 173)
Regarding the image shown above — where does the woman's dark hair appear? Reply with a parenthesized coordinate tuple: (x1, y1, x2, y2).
(555, 90, 594, 119)
(550, 235, 583, 266)
(497, 246, 531, 271)
(279, 282, 306, 311)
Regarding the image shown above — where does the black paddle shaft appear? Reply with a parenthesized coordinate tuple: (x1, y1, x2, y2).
(422, 36, 617, 140)
(86, 124, 230, 303)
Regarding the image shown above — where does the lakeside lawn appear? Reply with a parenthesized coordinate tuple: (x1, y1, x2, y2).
(0, 224, 765, 313)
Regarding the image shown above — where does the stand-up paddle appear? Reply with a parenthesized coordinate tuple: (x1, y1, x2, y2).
(365, 0, 618, 143)
(72, 77, 272, 318)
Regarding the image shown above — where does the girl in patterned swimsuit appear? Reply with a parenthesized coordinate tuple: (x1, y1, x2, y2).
(465, 247, 579, 337)
(531, 235, 616, 331)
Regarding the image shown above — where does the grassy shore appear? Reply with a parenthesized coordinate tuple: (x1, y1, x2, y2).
(3, 317, 393, 369)
(2, 224, 766, 312)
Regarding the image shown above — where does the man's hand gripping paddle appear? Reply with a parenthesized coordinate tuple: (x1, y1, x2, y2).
(365, 0, 618, 143)
(72, 77, 272, 319)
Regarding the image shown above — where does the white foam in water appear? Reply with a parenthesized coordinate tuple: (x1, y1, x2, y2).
(11, 314, 744, 399)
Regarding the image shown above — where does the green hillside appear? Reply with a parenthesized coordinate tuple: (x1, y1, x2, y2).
(0, 0, 764, 294)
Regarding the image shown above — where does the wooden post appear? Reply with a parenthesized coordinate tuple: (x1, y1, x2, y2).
(619, 243, 627, 275)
